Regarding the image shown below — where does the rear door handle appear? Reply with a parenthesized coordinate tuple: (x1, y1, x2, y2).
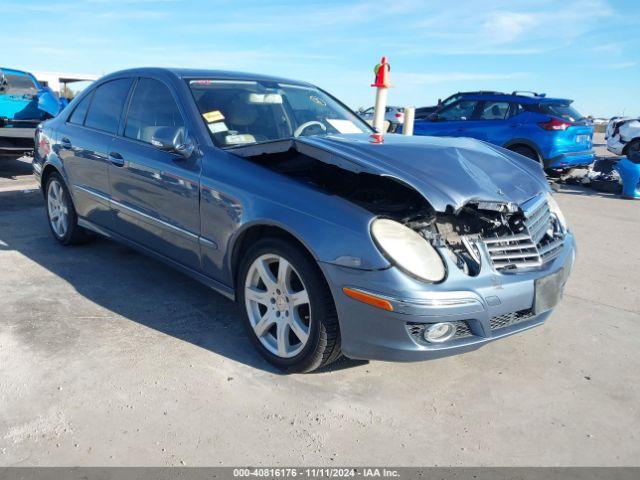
(108, 151, 125, 167)
(511, 123, 522, 128)
(61, 137, 72, 149)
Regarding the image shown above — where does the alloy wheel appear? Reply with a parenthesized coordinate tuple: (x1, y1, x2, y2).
(47, 179, 69, 238)
(244, 254, 311, 358)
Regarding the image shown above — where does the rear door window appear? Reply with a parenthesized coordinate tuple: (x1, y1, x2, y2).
(536, 103, 584, 122)
(84, 79, 133, 134)
(124, 78, 185, 144)
(68, 92, 93, 125)
(438, 100, 478, 121)
(509, 103, 525, 117)
(478, 101, 510, 120)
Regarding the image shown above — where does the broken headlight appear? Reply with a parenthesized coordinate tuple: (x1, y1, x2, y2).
(371, 219, 446, 282)
(546, 192, 567, 232)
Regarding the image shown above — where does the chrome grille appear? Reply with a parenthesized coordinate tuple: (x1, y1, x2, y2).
(483, 195, 564, 271)
(524, 195, 551, 244)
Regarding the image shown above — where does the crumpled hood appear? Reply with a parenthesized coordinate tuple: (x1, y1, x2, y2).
(297, 133, 549, 212)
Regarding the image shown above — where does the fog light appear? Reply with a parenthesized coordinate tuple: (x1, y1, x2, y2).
(423, 322, 457, 343)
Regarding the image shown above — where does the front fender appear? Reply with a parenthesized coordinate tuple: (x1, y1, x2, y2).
(199, 150, 391, 287)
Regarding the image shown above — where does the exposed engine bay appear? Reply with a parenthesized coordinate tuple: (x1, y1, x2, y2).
(231, 141, 550, 275)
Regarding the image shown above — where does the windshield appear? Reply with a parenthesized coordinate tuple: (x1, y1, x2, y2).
(538, 103, 584, 122)
(0, 72, 38, 95)
(187, 79, 372, 148)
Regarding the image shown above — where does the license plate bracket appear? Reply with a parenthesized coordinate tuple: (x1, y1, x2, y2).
(534, 268, 565, 314)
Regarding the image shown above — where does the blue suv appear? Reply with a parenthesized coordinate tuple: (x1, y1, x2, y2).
(410, 92, 595, 170)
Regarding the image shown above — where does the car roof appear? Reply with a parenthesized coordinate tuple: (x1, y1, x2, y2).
(458, 92, 573, 104)
(0, 67, 34, 77)
(99, 67, 315, 88)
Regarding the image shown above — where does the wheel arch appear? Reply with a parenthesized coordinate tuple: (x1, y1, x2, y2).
(622, 137, 640, 156)
(40, 156, 69, 194)
(229, 222, 323, 293)
(503, 139, 543, 162)
(41, 163, 63, 194)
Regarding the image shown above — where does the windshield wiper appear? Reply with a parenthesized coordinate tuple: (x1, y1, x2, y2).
(222, 137, 295, 150)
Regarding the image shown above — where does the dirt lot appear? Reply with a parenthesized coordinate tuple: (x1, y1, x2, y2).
(1, 143, 639, 466)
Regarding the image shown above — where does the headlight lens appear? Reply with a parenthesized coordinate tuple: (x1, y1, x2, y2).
(371, 219, 446, 282)
(546, 192, 567, 231)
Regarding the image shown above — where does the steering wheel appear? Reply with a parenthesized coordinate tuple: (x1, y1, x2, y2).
(293, 121, 327, 137)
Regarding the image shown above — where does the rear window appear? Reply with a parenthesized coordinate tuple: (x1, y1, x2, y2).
(84, 79, 133, 134)
(1, 73, 38, 95)
(536, 103, 584, 122)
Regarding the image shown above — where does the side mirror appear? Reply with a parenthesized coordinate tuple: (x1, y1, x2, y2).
(151, 127, 195, 158)
(428, 113, 440, 122)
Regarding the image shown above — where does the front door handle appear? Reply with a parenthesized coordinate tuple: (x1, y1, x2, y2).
(511, 123, 522, 128)
(109, 151, 125, 167)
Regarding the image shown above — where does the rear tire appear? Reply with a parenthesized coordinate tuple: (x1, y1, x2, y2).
(237, 237, 341, 373)
(45, 172, 91, 246)
(508, 144, 540, 163)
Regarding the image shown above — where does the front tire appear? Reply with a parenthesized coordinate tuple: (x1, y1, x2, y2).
(45, 173, 90, 245)
(237, 237, 341, 373)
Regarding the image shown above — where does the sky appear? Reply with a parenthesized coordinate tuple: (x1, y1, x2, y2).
(3, 0, 639, 117)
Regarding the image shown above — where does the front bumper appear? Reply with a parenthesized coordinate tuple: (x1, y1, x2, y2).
(545, 150, 595, 169)
(606, 137, 625, 156)
(320, 233, 576, 362)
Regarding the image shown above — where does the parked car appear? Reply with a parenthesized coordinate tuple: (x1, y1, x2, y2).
(408, 92, 595, 170)
(33, 68, 575, 372)
(415, 91, 505, 120)
(606, 116, 640, 157)
(0, 67, 66, 159)
(359, 105, 404, 132)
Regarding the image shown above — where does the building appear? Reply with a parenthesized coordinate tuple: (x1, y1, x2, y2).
(31, 71, 100, 96)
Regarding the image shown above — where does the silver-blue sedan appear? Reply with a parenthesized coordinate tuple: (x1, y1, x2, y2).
(33, 68, 575, 372)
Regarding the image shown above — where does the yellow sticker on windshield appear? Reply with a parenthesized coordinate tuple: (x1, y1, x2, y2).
(203, 110, 225, 123)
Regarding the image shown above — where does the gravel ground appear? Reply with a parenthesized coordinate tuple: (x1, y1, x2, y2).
(0, 147, 638, 466)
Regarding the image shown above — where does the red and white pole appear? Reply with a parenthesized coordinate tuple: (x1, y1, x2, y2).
(371, 56, 391, 133)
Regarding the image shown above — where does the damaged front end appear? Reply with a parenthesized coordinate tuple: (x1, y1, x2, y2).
(425, 194, 567, 276)
(228, 133, 574, 361)
(230, 137, 566, 279)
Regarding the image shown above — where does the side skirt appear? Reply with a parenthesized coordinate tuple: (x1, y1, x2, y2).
(78, 218, 236, 301)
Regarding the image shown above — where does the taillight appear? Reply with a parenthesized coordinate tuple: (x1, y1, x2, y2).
(36, 129, 50, 156)
(538, 117, 572, 131)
